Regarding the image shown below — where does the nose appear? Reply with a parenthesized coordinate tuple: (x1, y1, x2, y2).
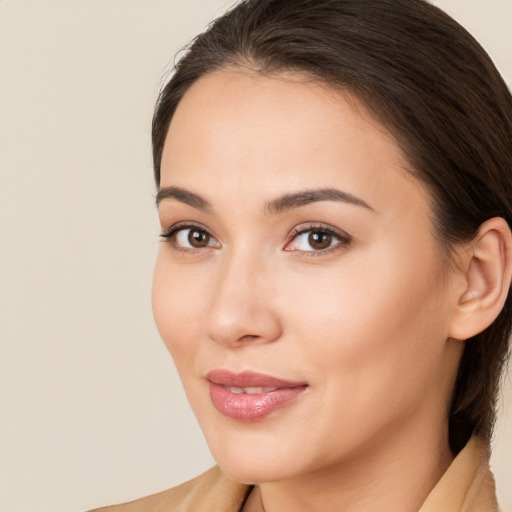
(206, 250, 283, 348)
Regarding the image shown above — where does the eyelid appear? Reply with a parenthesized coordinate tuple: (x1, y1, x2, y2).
(160, 222, 221, 250)
(285, 223, 352, 254)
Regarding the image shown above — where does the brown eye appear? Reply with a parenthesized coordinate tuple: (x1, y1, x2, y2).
(188, 229, 211, 248)
(308, 231, 332, 250)
(161, 225, 221, 250)
(285, 225, 352, 253)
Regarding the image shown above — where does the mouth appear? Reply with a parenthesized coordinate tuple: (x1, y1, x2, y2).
(206, 370, 308, 422)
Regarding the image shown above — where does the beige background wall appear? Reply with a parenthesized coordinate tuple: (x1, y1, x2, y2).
(0, 1, 511, 511)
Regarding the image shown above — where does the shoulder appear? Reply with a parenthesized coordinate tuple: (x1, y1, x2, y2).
(88, 466, 251, 512)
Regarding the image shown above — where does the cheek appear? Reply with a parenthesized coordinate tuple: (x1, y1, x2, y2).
(279, 245, 450, 386)
(275, 255, 452, 456)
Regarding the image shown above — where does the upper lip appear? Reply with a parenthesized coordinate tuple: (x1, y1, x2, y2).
(206, 369, 307, 388)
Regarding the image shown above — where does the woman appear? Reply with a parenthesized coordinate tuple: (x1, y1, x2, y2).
(93, 0, 512, 510)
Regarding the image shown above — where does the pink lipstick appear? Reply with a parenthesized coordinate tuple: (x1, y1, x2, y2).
(206, 370, 308, 422)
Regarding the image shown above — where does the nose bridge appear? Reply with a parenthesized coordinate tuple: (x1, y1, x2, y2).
(206, 244, 281, 347)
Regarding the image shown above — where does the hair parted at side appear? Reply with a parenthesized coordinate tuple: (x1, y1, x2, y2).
(152, 0, 512, 454)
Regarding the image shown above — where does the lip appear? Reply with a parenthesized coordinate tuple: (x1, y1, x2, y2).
(206, 370, 308, 422)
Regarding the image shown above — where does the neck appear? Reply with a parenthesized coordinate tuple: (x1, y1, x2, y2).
(244, 423, 453, 512)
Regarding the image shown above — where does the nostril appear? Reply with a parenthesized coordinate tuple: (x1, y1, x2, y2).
(238, 334, 260, 343)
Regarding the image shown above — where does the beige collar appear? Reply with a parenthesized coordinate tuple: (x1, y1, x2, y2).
(418, 437, 498, 512)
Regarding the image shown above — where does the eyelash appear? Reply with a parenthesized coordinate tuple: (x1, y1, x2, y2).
(160, 223, 219, 252)
(285, 223, 352, 256)
(160, 223, 352, 255)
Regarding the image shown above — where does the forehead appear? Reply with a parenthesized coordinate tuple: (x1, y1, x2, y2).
(160, 69, 431, 219)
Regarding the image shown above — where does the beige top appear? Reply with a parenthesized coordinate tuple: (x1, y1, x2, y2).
(89, 437, 498, 512)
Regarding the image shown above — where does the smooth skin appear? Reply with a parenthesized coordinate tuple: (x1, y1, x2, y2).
(152, 70, 512, 512)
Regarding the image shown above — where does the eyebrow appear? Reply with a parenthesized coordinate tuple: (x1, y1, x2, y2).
(265, 188, 374, 214)
(156, 186, 373, 214)
(156, 186, 212, 211)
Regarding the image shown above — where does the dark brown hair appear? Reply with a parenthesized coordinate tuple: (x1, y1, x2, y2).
(152, 0, 512, 454)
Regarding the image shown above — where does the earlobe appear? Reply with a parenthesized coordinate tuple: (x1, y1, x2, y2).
(449, 217, 512, 341)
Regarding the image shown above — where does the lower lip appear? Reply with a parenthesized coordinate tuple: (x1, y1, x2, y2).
(209, 382, 308, 422)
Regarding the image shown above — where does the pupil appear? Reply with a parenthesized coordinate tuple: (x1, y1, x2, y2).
(189, 229, 209, 247)
(309, 231, 331, 250)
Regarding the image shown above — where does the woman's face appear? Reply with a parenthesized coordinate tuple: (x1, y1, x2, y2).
(153, 71, 463, 484)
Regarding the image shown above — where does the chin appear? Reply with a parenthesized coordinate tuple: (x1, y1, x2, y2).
(202, 425, 303, 485)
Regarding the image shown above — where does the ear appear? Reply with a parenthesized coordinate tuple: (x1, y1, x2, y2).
(449, 217, 512, 341)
